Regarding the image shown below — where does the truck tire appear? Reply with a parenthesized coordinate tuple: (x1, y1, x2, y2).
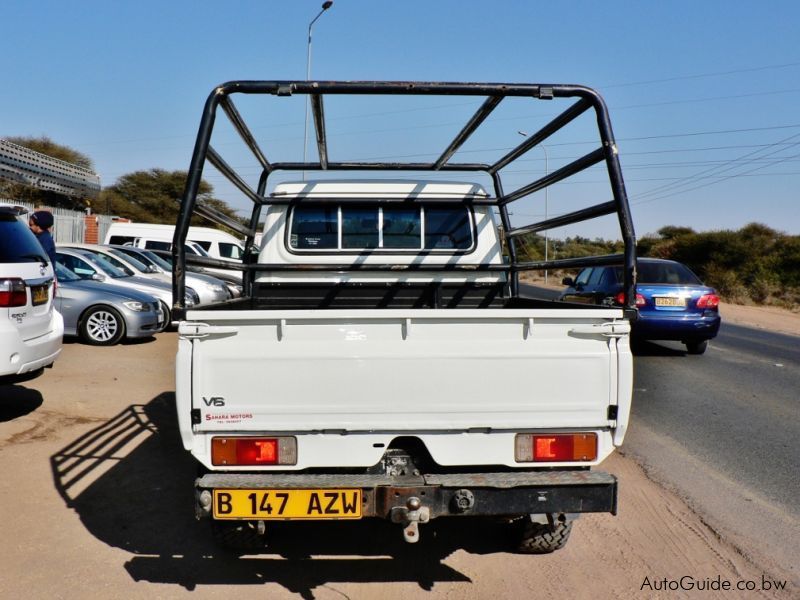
(516, 517, 573, 554)
(211, 521, 266, 552)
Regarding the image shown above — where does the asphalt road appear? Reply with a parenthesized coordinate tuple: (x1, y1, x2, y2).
(629, 324, 800, 517)
(522, 282, 800, 578)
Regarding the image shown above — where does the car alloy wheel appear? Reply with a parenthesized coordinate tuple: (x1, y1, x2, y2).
(80, 306, 126, 346)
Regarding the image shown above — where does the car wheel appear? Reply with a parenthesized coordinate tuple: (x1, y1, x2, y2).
(158, 301, 172, 330)
(685, 340, 708, 355)
(79, 306, 126, 346)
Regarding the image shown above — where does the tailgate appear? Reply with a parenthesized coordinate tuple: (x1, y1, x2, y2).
(179, 308, 629, 432)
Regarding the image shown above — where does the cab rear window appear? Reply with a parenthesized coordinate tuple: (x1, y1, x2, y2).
(289, 205, 473, 252)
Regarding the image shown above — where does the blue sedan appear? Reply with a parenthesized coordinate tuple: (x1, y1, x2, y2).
(560, 258, 721, 354)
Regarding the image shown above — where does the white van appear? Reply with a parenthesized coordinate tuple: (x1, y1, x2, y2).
(104, 222, 244, 262)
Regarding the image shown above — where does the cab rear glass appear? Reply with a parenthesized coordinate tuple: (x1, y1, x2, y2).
(288, 205, 473, 252)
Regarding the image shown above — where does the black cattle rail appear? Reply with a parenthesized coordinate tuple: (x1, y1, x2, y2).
(173, 81, 636, 318)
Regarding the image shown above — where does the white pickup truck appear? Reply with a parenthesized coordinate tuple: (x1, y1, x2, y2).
(173, 80, 637, 552)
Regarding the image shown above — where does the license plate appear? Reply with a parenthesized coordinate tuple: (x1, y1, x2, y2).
(213, 488, 363, 520)
(654, 296, 685, 307)
(31, 285, 48, 306)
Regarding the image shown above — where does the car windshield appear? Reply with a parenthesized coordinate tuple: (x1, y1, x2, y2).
(55, 262, 81, 282)
(0, 214, 48, 264)
(141, 250, 172, 271)
(109, 248, 153, 271)
(151, 251, 173, 268)
(81, 252, 128, 278)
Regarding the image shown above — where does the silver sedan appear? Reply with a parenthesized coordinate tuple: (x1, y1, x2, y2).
(55, 263, 164, 345)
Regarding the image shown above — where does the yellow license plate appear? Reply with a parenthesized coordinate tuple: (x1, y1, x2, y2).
(213, 488, 362, 520)
(654, 296, 685, 307)
(31, 285, 48, 306)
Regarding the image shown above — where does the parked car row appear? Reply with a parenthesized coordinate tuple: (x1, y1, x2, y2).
(55, 244, 236, 329)
(2, 206, 242, 380)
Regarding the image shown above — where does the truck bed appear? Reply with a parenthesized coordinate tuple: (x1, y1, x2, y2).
(178, 305, 631, 453)
(195, 283, 608, 311)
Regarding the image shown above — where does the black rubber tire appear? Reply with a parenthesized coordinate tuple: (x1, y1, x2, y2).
(158, 301, 171, 331)
(516, 518, 573, 554)
(211, 521, 266, 552)
(79, 305, 126, 346)
(685, 340, 708, 355)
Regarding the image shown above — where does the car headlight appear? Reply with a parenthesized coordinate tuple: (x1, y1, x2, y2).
(185, 287, 200, 307)
(210, 284, 226, 294)
(123, 300, 148, 312)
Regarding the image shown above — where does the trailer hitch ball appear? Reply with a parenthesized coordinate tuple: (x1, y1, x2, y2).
(452, 489, 475, 513)
(390, 497, 430, 543)
(198, 490, 212, 515)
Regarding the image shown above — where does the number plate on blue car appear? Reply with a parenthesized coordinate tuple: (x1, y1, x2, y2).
(212, 489, 362, 520)
(654, 296, 686, 307)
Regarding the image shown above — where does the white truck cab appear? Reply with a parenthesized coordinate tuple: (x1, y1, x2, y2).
(173, 80, 637, 553)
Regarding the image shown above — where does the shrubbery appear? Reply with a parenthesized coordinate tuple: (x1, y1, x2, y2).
(514, 224, 799, 310)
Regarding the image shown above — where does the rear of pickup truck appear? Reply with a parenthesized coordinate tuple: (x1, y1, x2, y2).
(172, 79, 637, 551)
(177, 303, 632, 549)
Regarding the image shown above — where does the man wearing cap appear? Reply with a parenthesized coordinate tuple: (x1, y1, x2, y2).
(29, 210, 57, 266)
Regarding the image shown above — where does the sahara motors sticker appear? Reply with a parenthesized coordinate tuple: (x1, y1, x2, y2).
(204, 413, 254, 425)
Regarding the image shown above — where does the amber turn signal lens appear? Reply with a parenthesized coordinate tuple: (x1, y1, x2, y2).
(515, 433, 597, 462)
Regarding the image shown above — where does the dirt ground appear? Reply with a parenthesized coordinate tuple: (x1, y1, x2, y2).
(0, 307, 796, 598)
(719, 301, 800, 337)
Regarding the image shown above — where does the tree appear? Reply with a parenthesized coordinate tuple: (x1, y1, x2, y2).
(100, 169, 244, 230)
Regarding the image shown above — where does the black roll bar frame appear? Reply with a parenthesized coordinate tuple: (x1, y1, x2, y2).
(173, 80, 636, 318)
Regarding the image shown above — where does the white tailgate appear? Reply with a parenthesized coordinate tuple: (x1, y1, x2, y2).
(180, 308, 627, 432)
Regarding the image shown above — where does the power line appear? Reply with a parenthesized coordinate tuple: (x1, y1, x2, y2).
(601, 60, 800, 89)
(633, 144, 800, 205)
(633, 132, 800, 201)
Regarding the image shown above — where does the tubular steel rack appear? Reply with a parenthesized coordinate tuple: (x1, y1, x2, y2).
(173, 80, 637, 318)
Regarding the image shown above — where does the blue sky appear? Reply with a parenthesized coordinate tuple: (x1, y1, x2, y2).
(3, 1, 799, 240)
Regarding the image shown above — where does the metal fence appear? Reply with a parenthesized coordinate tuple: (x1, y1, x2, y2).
(0, 198, 93, 243)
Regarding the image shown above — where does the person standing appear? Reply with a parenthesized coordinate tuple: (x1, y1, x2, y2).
(29, 210, 57, 266)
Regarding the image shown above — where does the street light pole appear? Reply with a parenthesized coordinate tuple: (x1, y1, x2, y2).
(541, 143, 549, 284)
(517, 131, 549, 283)
(303, 1, 333, 181)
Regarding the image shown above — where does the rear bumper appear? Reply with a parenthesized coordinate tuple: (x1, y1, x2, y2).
(195, 470, 617, 520)
(633, 312, 720, 341)
(1, 311, 63, 376)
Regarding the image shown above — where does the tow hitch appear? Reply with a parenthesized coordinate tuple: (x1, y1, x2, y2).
(390, 496, 430, 543)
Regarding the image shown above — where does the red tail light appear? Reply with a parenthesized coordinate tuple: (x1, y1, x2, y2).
(0, 278, 27, 307)
(696, 294, 720, 309)
(211, 437, 297, 466)
(614, 291, 645, 307)
(515, 433, 598, 462)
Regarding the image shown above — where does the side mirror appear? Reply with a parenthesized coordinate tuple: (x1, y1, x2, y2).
(562, 277, 574, 287)
(91, 273, 106, 282)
